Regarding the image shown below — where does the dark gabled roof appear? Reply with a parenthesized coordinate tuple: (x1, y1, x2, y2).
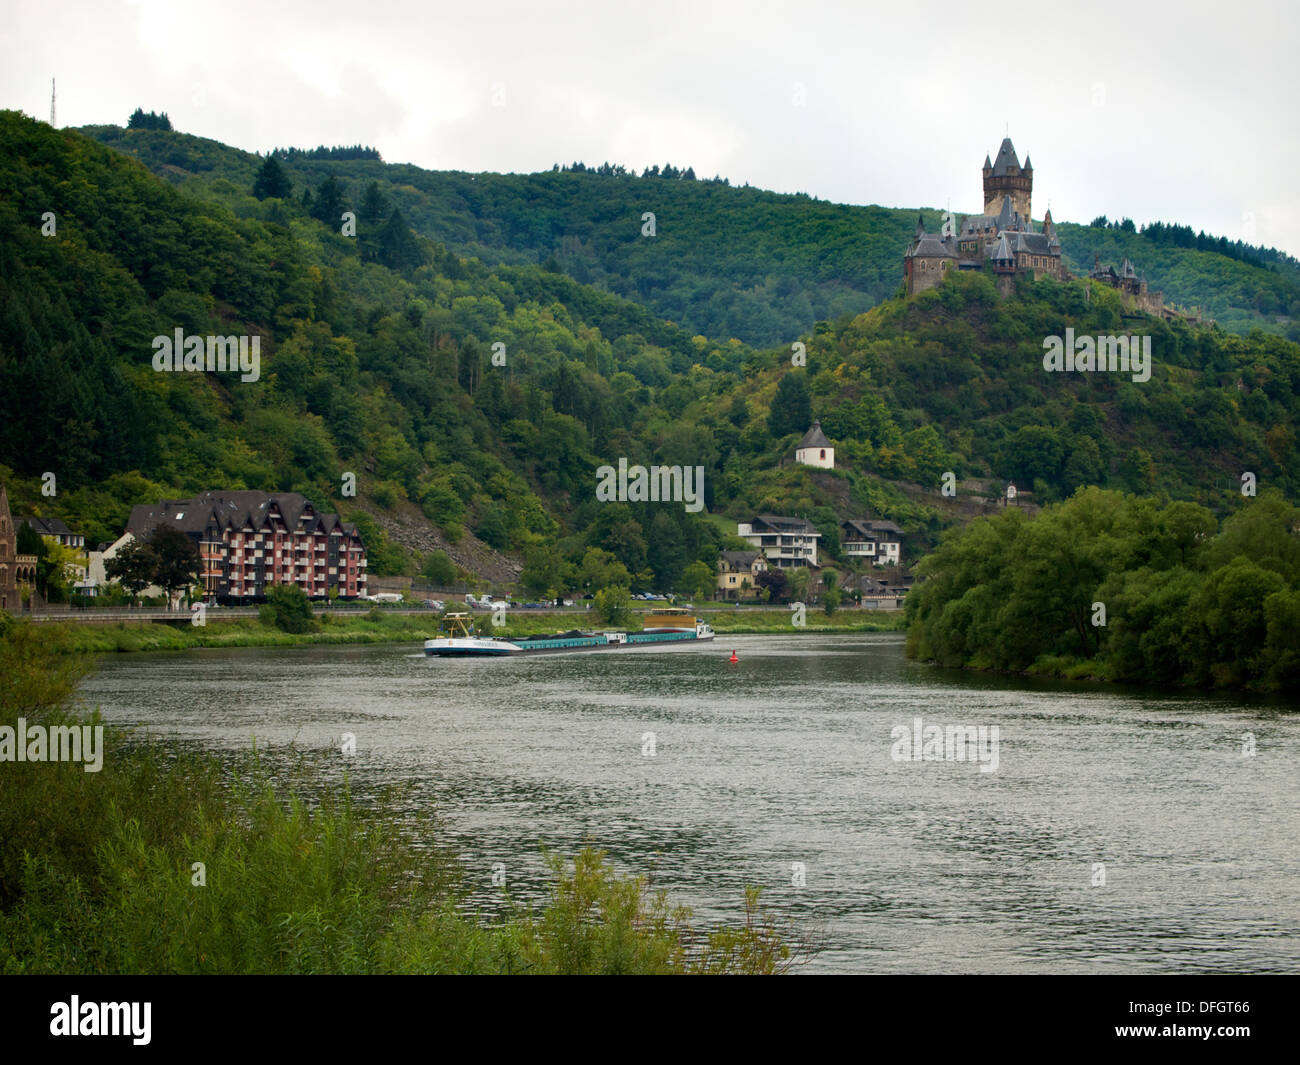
(842, 518, 902, 540)
(1120, 257, 1137, 278)
(20, 515, 75, 537)
(841, 519, 877, 541)
(720, 550, 762, 568)
(990, 137, 1021, 176)
(905, 234, 957, 259)
(1013, 231, 1054, 255)
(126, 500, 217, 539)
(752, 514, 819, 535)
(960, 214, 998, 237)
(992, 233, 1014, 261)
(797, 420, 831, 449)
(126, 490, 358, 544)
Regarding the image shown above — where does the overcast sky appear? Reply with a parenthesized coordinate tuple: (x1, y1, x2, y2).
(5, 0, 1298, 256)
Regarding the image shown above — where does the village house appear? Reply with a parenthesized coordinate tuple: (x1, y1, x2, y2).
(18, 515, 91, 591)
(850, 573, 911, 610)
(116, 490, 367, 603)
(737, 515, 821, 569)
(840, 519, 904, 567)
(715, 550, 767, 601)
(18, 515, 85, 550)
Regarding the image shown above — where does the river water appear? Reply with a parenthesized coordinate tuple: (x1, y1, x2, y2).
(79, 633, 1300, 974)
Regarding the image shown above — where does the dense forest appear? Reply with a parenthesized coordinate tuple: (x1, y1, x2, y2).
(82, 121, 1300, 345)
(2, 111, 1298, 627)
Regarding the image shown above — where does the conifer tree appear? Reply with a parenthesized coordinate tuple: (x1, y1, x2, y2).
(252, 155, 291, 200)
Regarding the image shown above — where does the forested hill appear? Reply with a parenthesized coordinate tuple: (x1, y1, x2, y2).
(81, 123, 1300, 345)
(2, 110, 1298, 599)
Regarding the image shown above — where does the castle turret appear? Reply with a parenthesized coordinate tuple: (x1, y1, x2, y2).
(1043, 208, 1058, 247)
(983, 136, 1032, 220)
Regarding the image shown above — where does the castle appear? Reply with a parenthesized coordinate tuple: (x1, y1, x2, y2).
(904, 137, 1067, 297)
(902, 137, 1210, 323)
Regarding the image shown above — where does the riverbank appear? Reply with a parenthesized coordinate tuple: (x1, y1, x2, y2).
(0, 617, 797, 974)
(40, 606, 905, 655)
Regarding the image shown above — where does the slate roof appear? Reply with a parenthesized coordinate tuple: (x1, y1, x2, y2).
(842, 519, 903, 540)
(960, 214, 999, 238)
(1013, 231, 1054, 254)
(752, 515, 819, 535)
(905, 235, 958, 259)
(720, 551, 762, 568)
(20, 515, 75, 537)
(126, 491, 360, 543)
(990, 137, 1026, 176)
(797, 420, 831, 449)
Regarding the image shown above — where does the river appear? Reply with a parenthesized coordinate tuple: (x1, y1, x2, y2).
(79, 633, 1300, 974)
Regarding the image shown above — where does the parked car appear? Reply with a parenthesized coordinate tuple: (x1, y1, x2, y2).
(422, 599, 445, 610)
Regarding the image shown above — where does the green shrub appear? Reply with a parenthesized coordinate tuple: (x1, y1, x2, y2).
(259, 584, 317, 634)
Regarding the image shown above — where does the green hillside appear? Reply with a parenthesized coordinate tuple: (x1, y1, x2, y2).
(82, 123, 1300, 345)
(2, 111, 1298, 603)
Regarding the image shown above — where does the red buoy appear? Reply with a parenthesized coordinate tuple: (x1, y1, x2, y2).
(729, 649, 738, 664)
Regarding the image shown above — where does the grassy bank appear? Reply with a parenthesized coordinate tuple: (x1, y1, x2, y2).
(0, 616, 798, 974)
(39, 611, 443, 655)
(697, 608, 905, 634)
(41, 605, 904, 655)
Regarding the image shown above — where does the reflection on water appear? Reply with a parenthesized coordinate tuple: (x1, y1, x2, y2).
(80, 634, 1300, 973)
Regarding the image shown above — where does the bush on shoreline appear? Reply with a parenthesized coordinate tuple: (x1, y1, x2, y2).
(905, 489, 1300, 692)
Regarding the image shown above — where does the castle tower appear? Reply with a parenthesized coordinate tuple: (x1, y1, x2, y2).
(983, 137, 1032, 220)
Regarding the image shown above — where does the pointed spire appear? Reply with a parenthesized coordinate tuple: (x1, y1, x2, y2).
(983, 153, 993, 171)
(1023, 155, 1032, 171)
(991, 137, 1020, 175)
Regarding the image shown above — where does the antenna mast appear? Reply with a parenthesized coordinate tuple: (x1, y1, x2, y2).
(50, 78, 55, 126)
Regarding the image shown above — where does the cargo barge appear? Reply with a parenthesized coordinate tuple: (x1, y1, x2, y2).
(424, 609, 714, 657)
